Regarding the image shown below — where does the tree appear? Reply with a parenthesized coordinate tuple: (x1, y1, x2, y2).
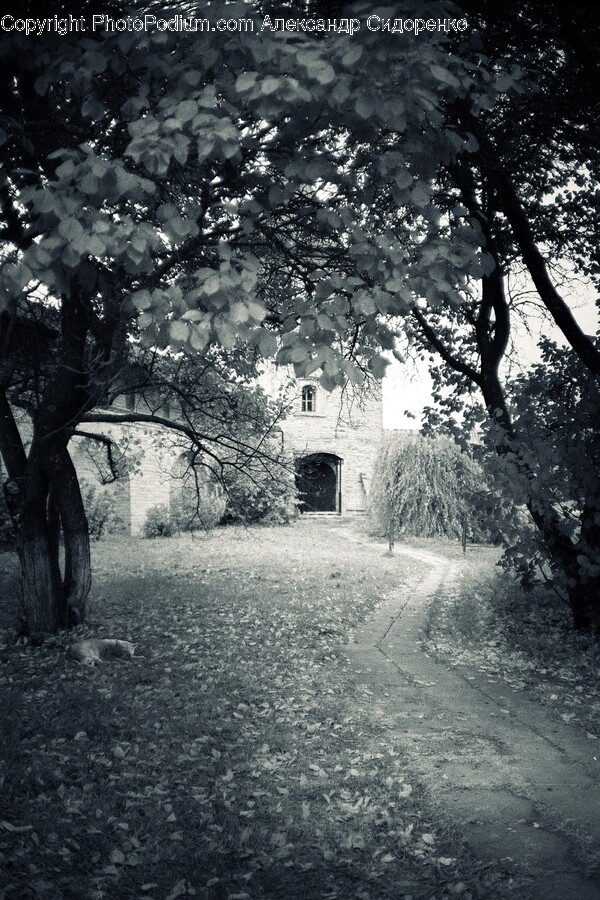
(391, 1, 600, 627)
(368, 432, 489, 542)
(480, 342, 600, 617)
(1, 2, 478, 633)
(0, 3, 317, 633)
(11, 0, 596, 633)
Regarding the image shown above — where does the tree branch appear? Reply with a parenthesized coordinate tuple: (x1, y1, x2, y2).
(465, 119, 600, 376)
(411, 308, 482, 386)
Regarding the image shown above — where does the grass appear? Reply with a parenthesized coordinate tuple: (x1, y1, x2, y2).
(1, 520, 521, 899)
(423, 551, 600, 738)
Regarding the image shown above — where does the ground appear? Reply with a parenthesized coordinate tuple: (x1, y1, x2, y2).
(0, 519, 598, 899)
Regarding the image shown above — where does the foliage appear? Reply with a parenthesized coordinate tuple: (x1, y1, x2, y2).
(172, 494, 225, 533)
(395, 1, 600, 627)
(222, 456, 298, 525)
(142, 504, 173, 539)
(0, 0, 522, 393)
(1, 0, 599, 632)
(478, 340, 600, 598)
(368, 433, 491, 541)
(79, 479, 124, 541)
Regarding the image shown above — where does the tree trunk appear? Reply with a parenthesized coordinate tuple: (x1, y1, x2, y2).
(9, 439, 92, 635)
(1, 280, 95, 634)
(14, 463, 63, 634)
(49, 445, 91, 626)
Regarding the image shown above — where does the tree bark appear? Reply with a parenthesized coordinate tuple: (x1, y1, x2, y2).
(48, 445, 91, 626)
(9, 441, 93, 634)
(1, 352, 93, 633)
(14, 456, 63, 634)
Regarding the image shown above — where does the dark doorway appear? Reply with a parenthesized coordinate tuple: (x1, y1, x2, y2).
(295, 453, 341, 513)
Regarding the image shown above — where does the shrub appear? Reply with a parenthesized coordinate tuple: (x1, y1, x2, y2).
(80, 479, 124, 541)
(172, 493, 226, 533)
(222, 463, 297, 526)
(143, 504, 173, 538)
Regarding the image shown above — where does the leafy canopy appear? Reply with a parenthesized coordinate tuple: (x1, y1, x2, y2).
(1, 2, 510, 389)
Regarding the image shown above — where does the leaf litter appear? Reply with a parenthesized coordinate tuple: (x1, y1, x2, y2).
(1, 521, 522, 899)
(423, 553, 600, 738)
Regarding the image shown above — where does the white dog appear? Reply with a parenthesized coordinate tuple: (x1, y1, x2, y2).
(68, 639, 137, 666)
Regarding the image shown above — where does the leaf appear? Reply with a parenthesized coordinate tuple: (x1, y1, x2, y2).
(175, 100, 198, 123)
(259, 330, 278, 357)
(0, 820, 33, 833)
(430, 64, 461, 88)
(342, 46, 363, 67)
(230, 302, 249, 324)
(102, 864, 120, 876)
(367, 354, 389, 379)
(169, 320, 189, 345)
(236, 72, 258, 93)
(58, 217, 85, 244)
(165, 881, 187, 900)
(355, 95, 374, 120)
(81, 97, 106, 121)
(314, 62, 336, 85)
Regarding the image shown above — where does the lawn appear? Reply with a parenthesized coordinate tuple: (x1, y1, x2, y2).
(1, 520, 517, 900)
(423, 550, 600, 739)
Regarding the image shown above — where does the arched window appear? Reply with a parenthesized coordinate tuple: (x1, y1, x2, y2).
(301, 384, 316, 413)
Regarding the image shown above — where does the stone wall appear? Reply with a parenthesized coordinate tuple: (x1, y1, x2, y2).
(262, 368, 383, 514)
(70, 420, 184, 536)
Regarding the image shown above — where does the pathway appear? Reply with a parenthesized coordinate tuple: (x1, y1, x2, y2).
(343, 538, 600, 899)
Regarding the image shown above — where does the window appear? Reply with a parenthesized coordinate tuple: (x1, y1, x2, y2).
(301, 384, 316, 413)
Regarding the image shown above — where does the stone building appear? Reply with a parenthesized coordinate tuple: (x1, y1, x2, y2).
(262, 368, 383, 516)
(68, 399, 225, 537)
(1, 371, 383, 535)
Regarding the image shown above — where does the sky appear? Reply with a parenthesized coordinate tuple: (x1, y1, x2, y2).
(382, 278, 599, 431)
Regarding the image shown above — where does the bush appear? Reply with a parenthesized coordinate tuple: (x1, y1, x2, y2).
(368, 433, 492, 541)
(172, 493, 226, 533)
(222, 463, 297, 526)
(80, 480, 124, 541)
(143, 504, 173, 538)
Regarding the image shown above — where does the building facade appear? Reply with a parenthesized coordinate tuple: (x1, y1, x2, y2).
(263, 368, 383, 516)
(1, 372, 383, 536)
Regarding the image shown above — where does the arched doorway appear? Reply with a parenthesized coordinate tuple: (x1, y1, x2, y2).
(295, 453, 342, 513)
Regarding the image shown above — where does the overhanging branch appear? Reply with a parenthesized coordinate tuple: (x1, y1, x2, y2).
(411, 308, 482, 386)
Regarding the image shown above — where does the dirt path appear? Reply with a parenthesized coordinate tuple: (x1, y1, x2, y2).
(343, 537, 600, 899)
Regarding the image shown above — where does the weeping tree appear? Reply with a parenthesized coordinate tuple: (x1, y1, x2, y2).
(368, 433, 488, 541)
